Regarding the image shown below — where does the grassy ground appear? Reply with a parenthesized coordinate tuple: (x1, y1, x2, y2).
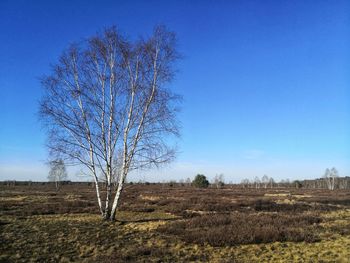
(1, 184, 350, 262)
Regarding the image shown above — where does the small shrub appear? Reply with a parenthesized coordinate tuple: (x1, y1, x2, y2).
(168, 181, 177, 187)
(192, 174, 209, 188)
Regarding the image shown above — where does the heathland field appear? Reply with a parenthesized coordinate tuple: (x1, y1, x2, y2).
(1, 184, 350, 262)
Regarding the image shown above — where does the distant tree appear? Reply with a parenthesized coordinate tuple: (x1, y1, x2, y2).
(330, 167, 339, 190)
(324, 167, 339, 190)
(48, 159, 68, 191)
(279, 179, 291, 188)
(294, 180, 302, 189)
(339, 177, 349, 189)
(213, 173, 225, 189)
(192, 174, 209, 188)
(168, 180, 177, 187)
(254, 176, 261, 189)
(285, 179, 291, 187)
(268, 177, 275, 188)
(185, 177, 192, 187)
(261, 175, 269, 189)
(179, 179, 185, 186)
(241, 178, 250, 189)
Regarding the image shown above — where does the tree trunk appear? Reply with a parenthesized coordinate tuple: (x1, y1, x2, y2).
(94, 181, 103, 216)
(103, 183, 112, 220)
(109, 175, 125, 221)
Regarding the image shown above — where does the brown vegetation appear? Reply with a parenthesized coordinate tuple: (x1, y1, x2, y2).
(1, 183, 350, 262)
(158, 213, 321, 246)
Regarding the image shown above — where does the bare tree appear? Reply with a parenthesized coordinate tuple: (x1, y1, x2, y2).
(39, 26, 181, 221)
(330, 167, 339, 190)
(254, 176, 261, 189)
(285, 178, 291, 187)
(213, 173, 224, 189)
(324, 167, 339, 190)
(339, 177, 349, 189)
(48, 159, 68, 191)
(241, 178, 250, 189)
(261, 174, 269, 189)
(185, 177, 191, 187)
(323, 168, 331, 190)
(179, 179, 184, 186)
(279, 178, 291, 188)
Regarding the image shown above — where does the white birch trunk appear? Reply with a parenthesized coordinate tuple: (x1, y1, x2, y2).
(110, 170, 126, 220)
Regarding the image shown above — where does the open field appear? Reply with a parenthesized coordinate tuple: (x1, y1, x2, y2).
(1, 184, 350, 262)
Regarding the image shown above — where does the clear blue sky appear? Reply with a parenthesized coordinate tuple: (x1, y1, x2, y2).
(0, 0, 349, 182)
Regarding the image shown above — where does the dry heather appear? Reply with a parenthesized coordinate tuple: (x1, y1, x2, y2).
(1, 184, 350, 262)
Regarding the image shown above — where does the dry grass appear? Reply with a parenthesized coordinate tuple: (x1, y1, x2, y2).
(1, 184, 350, 262)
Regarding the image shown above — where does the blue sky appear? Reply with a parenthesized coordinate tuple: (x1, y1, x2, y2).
(0, 0, 349, 182)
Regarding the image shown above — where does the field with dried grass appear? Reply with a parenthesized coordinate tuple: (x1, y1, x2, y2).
(1, 183, 350, 262)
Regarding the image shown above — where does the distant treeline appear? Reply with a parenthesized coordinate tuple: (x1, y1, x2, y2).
(1, 177, 350, 190)
(302, 177, 350, 190)
(239, 176, 350, 190)
(0, 180, 78, 186)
